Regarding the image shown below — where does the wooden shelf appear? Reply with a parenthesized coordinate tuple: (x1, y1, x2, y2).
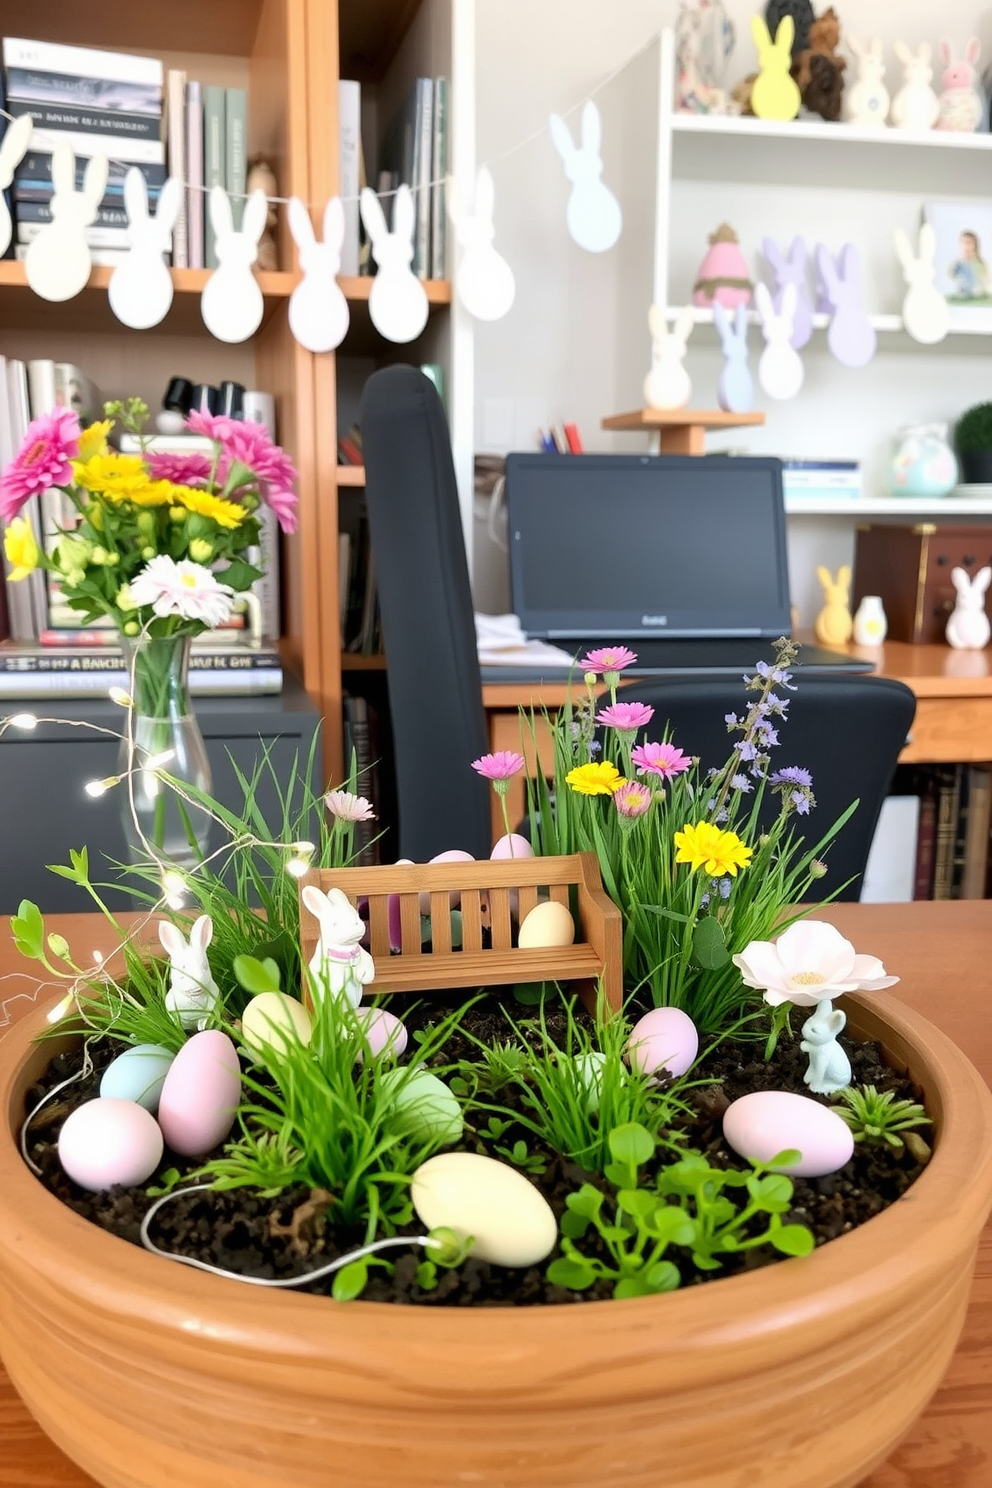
(602, 408, 766, 454)
(341, 654, 388, 671)
(671, 111, 992, 152)
(339, 277, 452, 307)
(336, 467, 367, 487)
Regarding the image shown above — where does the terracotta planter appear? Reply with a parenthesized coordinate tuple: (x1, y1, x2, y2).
(1, 992, 991, 1488)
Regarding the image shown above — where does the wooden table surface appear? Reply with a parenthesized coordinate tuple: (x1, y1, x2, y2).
(0, 902, 990, 1488)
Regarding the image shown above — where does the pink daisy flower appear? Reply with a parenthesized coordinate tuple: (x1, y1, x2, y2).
(147, 451, 213, 486)
(596, 701, 655, 731)
(613, 781, 653, 819)
(186, 409, 299, 534)
(1, 407, 81, 521)
(325, 789, 376, 823)
(578, 646, 638, 675)
(471, 750, 526, 781)
(631, 740, 694, 780)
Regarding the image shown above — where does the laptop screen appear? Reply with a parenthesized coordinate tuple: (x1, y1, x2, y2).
(505, 453, 791, 640)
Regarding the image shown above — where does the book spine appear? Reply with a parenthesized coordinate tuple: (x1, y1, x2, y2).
(948, 764, 972, 900)
(912, 772, 938, 900)
(0, 647, 281, 673)
(932, 765, 962, 900)
(4, 68, 161, 116)
(13, 179, 162, 208)
(430, 77, 448, 280)
(185, 80, 204, 271)
(0, 668, 283, 698)
(13, 244, 127, 266)
(225, 86, 248, 231)
(2, 37, 164, 88)
(337, 435, 364, 466)
(338, 79, 361, 277)
(563, 422, 584, 455)
(15, 199, 134, 228)
(166, 69, 188, 267)
(960, 765, 992, 900)
(0, 69, 13, 259)
(202, 86, 225, 269)
(411, 76, 433, 279)
(17, 125, 165, 166)
(5, 99, 161, 141)
(16, 221, 131, 249)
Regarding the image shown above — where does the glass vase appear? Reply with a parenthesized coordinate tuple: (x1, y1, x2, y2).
(117, 633, 213, 886)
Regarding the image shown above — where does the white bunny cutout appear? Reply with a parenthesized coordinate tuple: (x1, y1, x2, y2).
(0, 113, 32, 258)
(754, 282, 805, 400)
(287, 195, 350, 352)
(945, 566, 991, 650)
(159, 915, 221, 1032)
(24, 140, 109, 302)
(108, 169, 183, 330)
(643, 304, 693, 411)
(301, 884, 376, 1009)
(200, 184, 269, 343)
(893, 224, 949, 344)
(448, 166, 515, 322)
(548, 100, 622, 254)
(359, 183, 429, 343)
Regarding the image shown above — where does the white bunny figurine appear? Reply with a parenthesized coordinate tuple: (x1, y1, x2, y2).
(844, 36, 890, 127)
(107, 169, 183, 330)
(893, 224, 950, 344)
(0, 113, 33, 258)
(643, 304, 693, 411)
(937, 38, 984, 132)
(159, 915, 221, 1032)
(713, 301, 753, 414)
(548, 100, 622, 254)
(753, 282, 804, 400)
(449, 166, 516, 322)
(800, 999, 852, 1096)
(24, 140, 109, 302)
(359, 183, 429, 343)
(945, 565, 992, 650)
(301, 884, 376, 1009)
(890, 42, 940, 130)
(287, 194, 350, 352)
(200, 184, 269, 343)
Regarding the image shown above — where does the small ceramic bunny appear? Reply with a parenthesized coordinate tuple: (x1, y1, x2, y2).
(800, 999, 852, 1096)
(749, 14, 801, 121)
(815, 243, 876, 368)
(643, 304, 693, 411)
(890, 42, 940, 130)
(762, 235, 814, 350)
(713, 301, 753, 413)
(844, 35, 890, 126)
(287, 194, 350, 353)
(814, 564, 853, 646)
(893, 224, 950, 344)
(107, 169, 183, 330)
(753, 282, 804, 400)
(159, 915, 221, 1032)
(945, 566, 991, 650)
(0, 112, 32, 257)
(548, 100, 622, 254)
(937, 38, 984, 131)
(301, 884, 376, 1009)
(24, 140, 109, 302)
(448, 166, 516, 321)
(359, 183, 429, 343)
(200, 184, 268, 343)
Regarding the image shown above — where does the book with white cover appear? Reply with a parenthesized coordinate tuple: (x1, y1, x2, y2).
(2, 37, 164, 89)
(185, 79, 204, 270)
(338, 79, 361, 276)
(13, 127, 164, 166)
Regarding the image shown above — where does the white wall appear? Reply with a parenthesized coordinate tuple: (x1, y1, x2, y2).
(471, 0, 992, 620)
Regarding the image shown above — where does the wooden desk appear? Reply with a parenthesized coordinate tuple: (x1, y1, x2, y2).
(482, 639, 992, 841)
(0, 902, 990, 1487)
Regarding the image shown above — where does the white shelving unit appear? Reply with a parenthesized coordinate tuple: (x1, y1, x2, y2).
(786, 493, 992, 516)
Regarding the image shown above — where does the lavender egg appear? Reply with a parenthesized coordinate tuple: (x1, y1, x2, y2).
(723, 1090, 855, 1177)
(157, 1029, 241, 1158)
(626, 1007, 699, 1079)
(58, 1098, 164, 1192)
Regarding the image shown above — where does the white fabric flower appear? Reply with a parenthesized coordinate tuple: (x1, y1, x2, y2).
(732, 920, 899, 1008)
(129, 556, 235, 627)
(324, 789, 376, 823)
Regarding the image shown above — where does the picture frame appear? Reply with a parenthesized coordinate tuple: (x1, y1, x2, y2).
(922, 200, 992, 329)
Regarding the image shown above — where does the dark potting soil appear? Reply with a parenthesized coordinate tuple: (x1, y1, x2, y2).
(22, 990, 929, 1307)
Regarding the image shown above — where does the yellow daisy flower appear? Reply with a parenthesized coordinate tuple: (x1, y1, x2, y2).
(72, 452, 153, 501)
(2, 517, 40, 580)
(78, 420, 114, 461)
(674, 821, 753, 878)
(166, 483, 247, 530)
(565, 761, 625, 796)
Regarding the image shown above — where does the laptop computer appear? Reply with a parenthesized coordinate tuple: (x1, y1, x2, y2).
(496, 451, 874, 680)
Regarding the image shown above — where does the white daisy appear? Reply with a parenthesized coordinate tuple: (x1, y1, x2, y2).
(129, 556, 236, 627)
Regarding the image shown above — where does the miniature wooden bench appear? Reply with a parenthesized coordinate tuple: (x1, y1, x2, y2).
(297, 851, 622, 1014)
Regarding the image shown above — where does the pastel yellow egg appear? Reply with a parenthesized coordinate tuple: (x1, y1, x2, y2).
(241, 992, 313, 1060)
(412, 1152, 558, 1268)
(517, 898, 576, 949)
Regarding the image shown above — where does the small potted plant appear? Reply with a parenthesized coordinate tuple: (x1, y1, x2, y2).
(954, 399, 992, 483)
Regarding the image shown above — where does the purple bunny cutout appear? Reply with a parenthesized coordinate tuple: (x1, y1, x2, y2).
(815, 243, 877, 368)
(762, 236, 814, 349)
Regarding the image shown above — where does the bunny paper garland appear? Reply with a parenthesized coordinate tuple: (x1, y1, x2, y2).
(548, 100, 622, 254)
(449, 166, 515, 322)
(753, 282, 804, 400)
(762, 236, 814, 350)
(200, 184, 269, 343)
(24, 140, 109, 302)
(359, 184, 429, 343)
(893, 224, 949, 344)
(287, 195, 351, 352)
(0, 113, 32, 258)
(643, 304, 693, 410)
(815, 243, 876, 368)
(108, 169, 183, 330)
(713, 302, 754, 413)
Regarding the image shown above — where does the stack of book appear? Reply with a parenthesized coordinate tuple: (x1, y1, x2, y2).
(167, 75, 248, 270)
(885, 763, 992, 901)
(781, 458, 861, 501)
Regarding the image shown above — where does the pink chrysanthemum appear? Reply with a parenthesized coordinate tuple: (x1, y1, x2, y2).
(147, 451, 213, 486)
(325, 789, 376, 823)
(596, 701, 655, 731)
(631, 740, 694, 780)
(613, 781, 653, 819)
(578, 646, 638, 674)
(186, 409, 299, 534)
(471, 751, 526, 781)
(0, 407, 81, 521)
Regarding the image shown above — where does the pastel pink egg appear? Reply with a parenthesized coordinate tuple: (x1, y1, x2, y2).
(157, 1030, 241, 1158)
(490, 833, 534, 860)
(723, 1090, 855, 1178)
(419, 849, 475, 914)
(626, 1007, 699, 1078)
(356, 1007, 408, 1060)
(58, 1098, 164, 1192)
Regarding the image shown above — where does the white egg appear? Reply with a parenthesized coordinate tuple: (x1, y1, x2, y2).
(723, 1090, 855, 1177)
(626, 1007, 699, 1079)
(58, 1098, 164, 1192)
(382, 1068, 463, 1144)
(99, 1043, 176, 1113)
(241, 991, 312, 1060)
(517, 899, 576, 949)
(412, 1152, 558, 1267)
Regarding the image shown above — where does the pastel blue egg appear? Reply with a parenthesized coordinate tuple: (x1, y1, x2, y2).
(100, 1043, 176, 1114)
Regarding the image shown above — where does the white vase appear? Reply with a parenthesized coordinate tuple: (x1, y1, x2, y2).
(853, 595, 888, 646)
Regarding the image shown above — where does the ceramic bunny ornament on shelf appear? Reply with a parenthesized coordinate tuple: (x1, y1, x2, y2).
(762, 236, 814, 349)
(753, 282, 804, 400)
(301, 884, 376, 1008)
(0, 112, 32, 257)
(945, 566, 991, 650)
(890, 42, 940, 130)
(200, 184, 269, 342)
(24, 139, 109, 301)
(800, 1000, 852, 1096)
(937, 38, 984, 131)
(814, 564, 853, 646)
(643, 305, 694, 411)
(287, 195, 350, 353)
(713, 301, 753, 413)
(844, 35, 889, 125)
(815, 242, 876, 368)
(893, 223, 949, 344)
(108, 169, 183, 330)
(749, 14, 801, 120)
(359, 183, 429, 343)
(448, 166, 516, 321)
(159, 916, 221, 1033)
(548, 100, 622, 254)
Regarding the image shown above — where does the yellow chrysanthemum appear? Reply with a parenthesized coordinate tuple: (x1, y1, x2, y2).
(2, 517, 40, 580)
(673, 821, 753, 878)
(165, 483, 246, 530)
(565, 761, 625, 797)
(78, 420, 113, 461)
(72, 452, 155, 502)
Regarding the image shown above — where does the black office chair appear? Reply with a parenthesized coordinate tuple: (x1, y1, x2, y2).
(359, 366, 492, 862)
(601, 671, 917, 902)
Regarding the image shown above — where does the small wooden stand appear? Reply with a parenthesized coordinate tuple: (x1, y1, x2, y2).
(298, 852, 623, 1014)
(602, 408, 766, 455)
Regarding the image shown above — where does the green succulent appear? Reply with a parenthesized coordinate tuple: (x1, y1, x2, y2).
(831, 1084, 930, 1149)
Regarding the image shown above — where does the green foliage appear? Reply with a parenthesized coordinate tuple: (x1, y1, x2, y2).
(655, 1149, 814, 1269)
(831, 1084, 931, 1149)
(233, 954, 282, 996)
(955, 400, 992, 452)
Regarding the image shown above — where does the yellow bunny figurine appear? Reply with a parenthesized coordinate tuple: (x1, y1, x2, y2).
(750, 14, 802, 121)
(814, 564, 854, 646)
